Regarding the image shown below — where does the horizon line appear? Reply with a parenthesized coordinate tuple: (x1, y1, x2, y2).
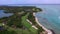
(0, 4, 60, 5)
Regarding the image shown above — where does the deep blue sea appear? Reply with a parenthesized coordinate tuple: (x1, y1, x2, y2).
(0, 5, 60, 34)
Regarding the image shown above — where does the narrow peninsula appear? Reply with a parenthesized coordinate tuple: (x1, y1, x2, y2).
(0, 6, 52, 34)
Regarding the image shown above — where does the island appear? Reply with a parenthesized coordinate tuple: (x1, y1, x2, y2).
(0, 6, 52, 34)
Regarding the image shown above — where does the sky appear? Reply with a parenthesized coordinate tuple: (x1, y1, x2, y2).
(0, 0, 60, 5)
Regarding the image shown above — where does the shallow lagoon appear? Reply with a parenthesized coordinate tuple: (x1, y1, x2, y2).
(0, 10, 13, 18)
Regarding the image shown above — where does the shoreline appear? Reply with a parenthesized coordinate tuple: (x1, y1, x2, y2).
(33, 13, 53, 34)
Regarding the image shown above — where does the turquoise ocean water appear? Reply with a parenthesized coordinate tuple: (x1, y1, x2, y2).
(35, 5, 60, 34)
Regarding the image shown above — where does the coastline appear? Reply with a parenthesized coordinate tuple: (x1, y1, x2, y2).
(33, 13, 53, 34)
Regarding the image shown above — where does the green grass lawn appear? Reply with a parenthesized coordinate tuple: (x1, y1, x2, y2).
(21, 13, 38, 34)
(15, 29, 31, 34)
(4, 26, 31, 34)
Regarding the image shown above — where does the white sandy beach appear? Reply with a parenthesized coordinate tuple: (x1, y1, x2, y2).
(33, 13, 52, 34)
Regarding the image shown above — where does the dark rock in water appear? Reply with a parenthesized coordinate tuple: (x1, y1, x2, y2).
(49, 29, 56, 34)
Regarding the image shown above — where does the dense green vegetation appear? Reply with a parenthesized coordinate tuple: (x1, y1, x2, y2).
(0, 29, 17, 34)
(6, 15, 23, 28)
(0, 13, 38, 34)
(0, 6, 42, 13)
(28, 13, 36, 25)
(0, 6, 43, 34)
